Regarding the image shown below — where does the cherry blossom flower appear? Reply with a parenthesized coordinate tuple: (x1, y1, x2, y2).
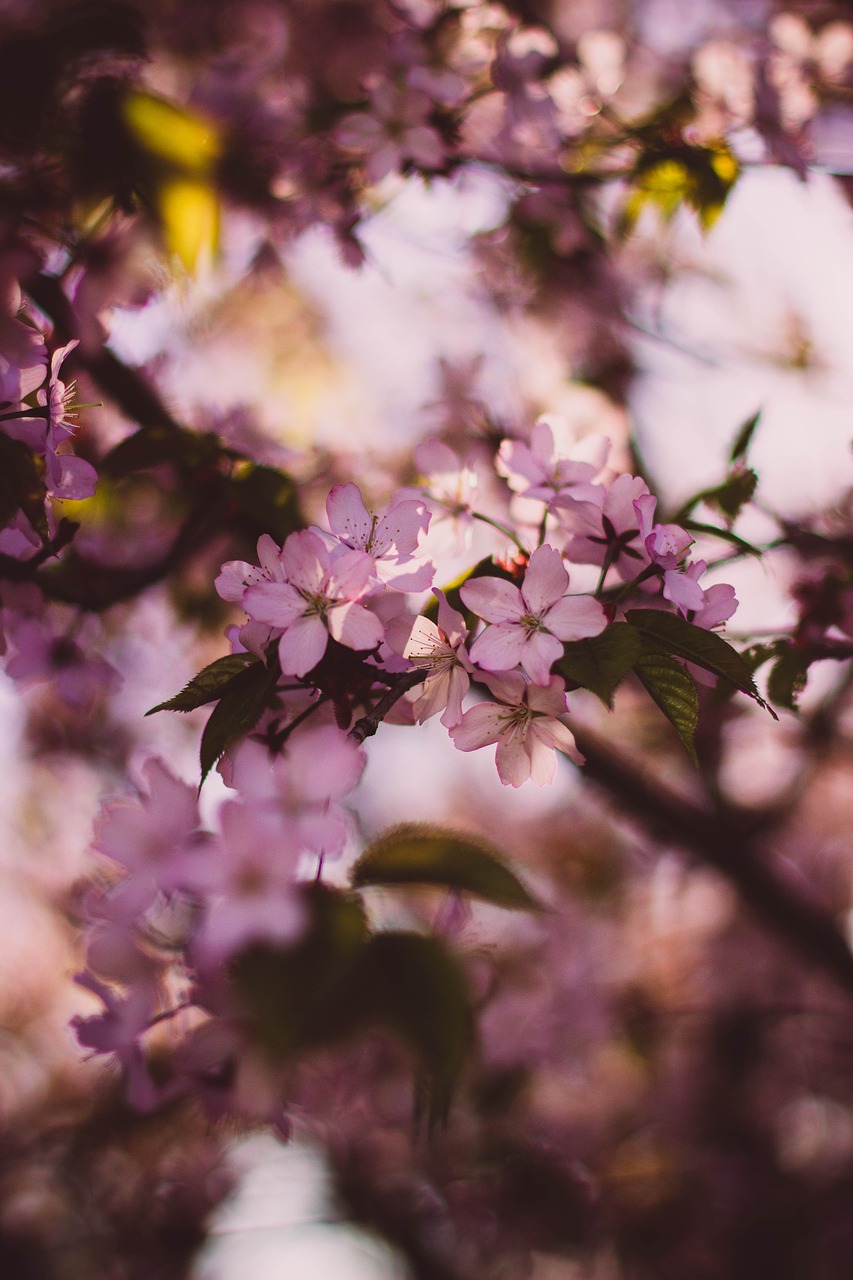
(633, 491, 703, 612)
(192, 802, 307, 962)
(92, 758, 210, 909)
(450, 671, 581, 787)
(40, 340, 81, 441)
(72, 971, 170, 1112)
(244, 528, 384, 677)
(4, 612, 120, 707)
(680, 559, 739, 630)
(223, 725, 366, 862)
(497, 417, 609, 514)
(386, 589, 472, 726)
(215, 533, 288, 604)
(562, 473, 651, 579)
(335, 81, 445, 183)
(461, 544, 607, 684)
(410, 438, 479, 552)
(325, 482, 434, 590)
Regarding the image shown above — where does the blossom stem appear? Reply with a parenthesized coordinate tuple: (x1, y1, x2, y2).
(268, 696, 327, 750)
(536, 507, 549, 549)
(349, 669, 427, 744)
(471, 510, 528, 554)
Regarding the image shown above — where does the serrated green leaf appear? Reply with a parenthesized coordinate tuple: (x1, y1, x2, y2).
(358, 931, 473, 1127)
(352, 823, 538, 910)
(146, 652, 257, 715)
(634, 639, 699, 763)
(704, 469, 758, 523)
(557, 622, 642, 707)
(626, 609, 771, 712)
(199, 655, 280, 784)
(730, 410, 761, 463)
(742, 640, 783, 673)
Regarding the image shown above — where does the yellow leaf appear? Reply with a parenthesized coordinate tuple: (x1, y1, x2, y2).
(123, 91, 220, 174)
(158, 177, 219, 272)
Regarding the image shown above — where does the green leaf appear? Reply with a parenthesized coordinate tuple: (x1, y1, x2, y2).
(100, 424, 222, 478)
(767, 644, 811, 712)
(198, 655, 281, 784)
(681, 517, 761, 558)
(227, 465, 300, 543)
(625, 609, 772, 712)
(146, 652, 257, 715)
(0, 435, 48, 539)
(352, 822, 538, 910)
(675, 469, 758, 526)
(557, 622, 642, 707)
(730, 410, 761, 464)
(633, 639, 699, 763)
(231, 884, 370, 1060)
(357, 931, 474, 1127)
(230, 889, 474, 1126)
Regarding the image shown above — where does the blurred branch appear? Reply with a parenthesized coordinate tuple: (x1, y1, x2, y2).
(572, 723, 853, 997)
(28, 272, 186, 432)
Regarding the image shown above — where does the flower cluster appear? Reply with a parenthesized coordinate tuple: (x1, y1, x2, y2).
(74, 724, 367, 1117)
(212, 421, 737, 788)
(68, 411, 748, 1121)
(0, 262, 96, 560)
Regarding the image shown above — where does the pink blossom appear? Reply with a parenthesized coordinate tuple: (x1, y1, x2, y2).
(93, 758, 209, 904)
(411, 438, 479, 552)
(244, 528, 384, 676)
(215, 533, 287, 604)
(335, 82, 445, 182)
(497, 417, 609, 513)
(72, 971, 169, 1111)
(223, 725, 366, 862)
(386, 589, 472, 727)
(40, 340, 81, 442)
(450, 671, 581, 787)
(4, 612, 120, 707)
(461, 544, 607, 684)
(193, 802, 306, 962)
(682, 559, 739, 629)
(325, 482, 434, 590)
(562, 473, 651, 578)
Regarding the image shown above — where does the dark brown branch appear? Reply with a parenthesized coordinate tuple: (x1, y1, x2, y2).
(572, 723, 853, 997)
(349, 670, 427, 744)
(28, 272, 186, 433)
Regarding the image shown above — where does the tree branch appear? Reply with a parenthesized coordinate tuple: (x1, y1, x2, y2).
(572, 723, 853, 996)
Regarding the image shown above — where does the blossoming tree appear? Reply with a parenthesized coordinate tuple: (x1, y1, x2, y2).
(2, 2, 853, 1278)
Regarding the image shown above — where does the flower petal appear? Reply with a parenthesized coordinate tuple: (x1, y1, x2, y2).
(450, 703, 506, 751)
(519, 631, 563, 684)
(470, 623, 525, 672)
(326, 483, 372, 547)
(328, 601, 384, 652)
(521, 544, 569, 613)
(245, 581, 305, 628)
(543, 595, 607, 640)
(279, 614, 328, 676)
(460, 576, 523, 623)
